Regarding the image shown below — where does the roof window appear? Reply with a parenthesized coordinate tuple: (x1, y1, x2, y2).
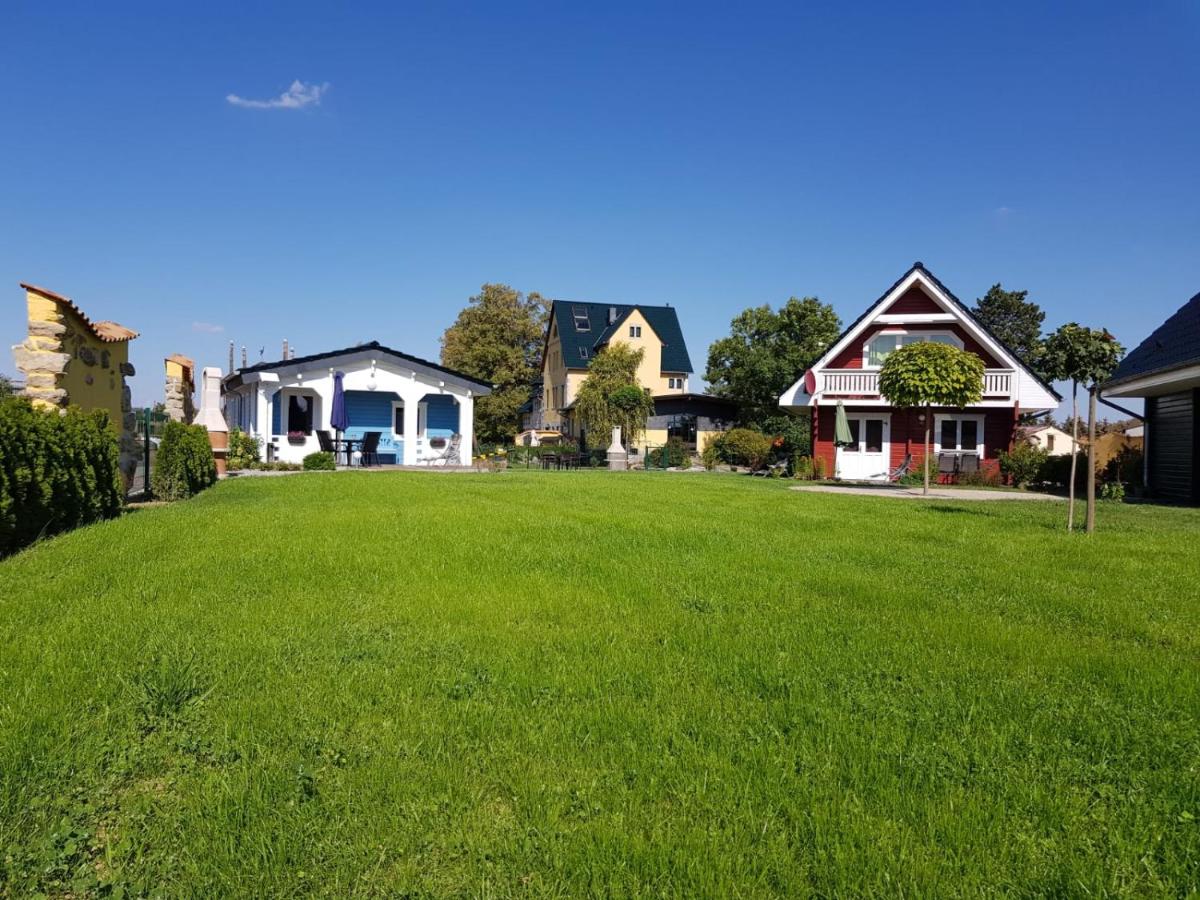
(572, 306, 590, 332)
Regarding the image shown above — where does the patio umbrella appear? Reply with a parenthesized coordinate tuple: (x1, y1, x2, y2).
(833, 400, 854, 479)
(330, 371, 349, 462)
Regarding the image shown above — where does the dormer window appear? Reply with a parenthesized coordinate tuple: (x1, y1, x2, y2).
(572, 306, 590, 332)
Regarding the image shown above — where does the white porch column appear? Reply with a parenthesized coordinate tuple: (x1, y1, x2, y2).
(458, 393, 475, 465)
(402, 392, 420, 465)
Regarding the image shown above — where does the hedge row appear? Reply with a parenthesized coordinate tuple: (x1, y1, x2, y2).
(151, 421, 217, 501)
(0, 397, 124, 556)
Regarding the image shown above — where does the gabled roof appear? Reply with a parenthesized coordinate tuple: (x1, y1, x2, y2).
(229, 341, 492, 392)
(548, 301, 693, 373)
(779, 262, 1061, 408)
(20, 283, 139, 343)
(1106, 289, 1200, 387)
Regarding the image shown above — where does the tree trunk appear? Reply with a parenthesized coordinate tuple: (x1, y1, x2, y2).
(1067, 381, 1078, 531)
(1086, 385, 1097, 533)
(923, 407, 931, 495)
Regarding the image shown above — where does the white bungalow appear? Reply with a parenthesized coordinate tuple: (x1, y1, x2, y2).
(221, 342, 491, 466)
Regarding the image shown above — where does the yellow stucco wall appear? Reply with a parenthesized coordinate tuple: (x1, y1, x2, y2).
(55, 308, 129, 433)
(15, 287, 138, 483)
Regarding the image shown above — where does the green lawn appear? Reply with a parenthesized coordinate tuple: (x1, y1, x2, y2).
(1, 471, 1198, 897)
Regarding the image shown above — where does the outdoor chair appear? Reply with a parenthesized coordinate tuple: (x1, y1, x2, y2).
(751, 459, 789, 477)
(886, 453, 912, 481)
(359, 431, 382, 467)
(429, 433, 462, 466)
(316, 429, 339, 463)
(958, 453, 980, 474)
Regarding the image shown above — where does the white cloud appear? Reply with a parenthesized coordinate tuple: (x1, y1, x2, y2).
(226, 80, 329, 110)
(192, 321, 224, 334)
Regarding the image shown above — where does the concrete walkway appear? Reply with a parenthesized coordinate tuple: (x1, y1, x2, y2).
(790, 484, 1064, 501)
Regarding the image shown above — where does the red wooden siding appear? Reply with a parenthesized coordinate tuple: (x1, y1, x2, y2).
(811, 405, 1016, 482)
(827, 322, 1003, 369)
(881, 286, 942, 315)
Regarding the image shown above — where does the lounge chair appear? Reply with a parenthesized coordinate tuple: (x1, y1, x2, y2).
(752, 459, 789, 477)
(359, 431, 382, 467)
(429, 433, 462, 466)
(875, 453, 912, 481)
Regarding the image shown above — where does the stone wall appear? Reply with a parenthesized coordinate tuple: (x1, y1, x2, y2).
(11, 284, 140, 486)
(164, 355, 196, 424)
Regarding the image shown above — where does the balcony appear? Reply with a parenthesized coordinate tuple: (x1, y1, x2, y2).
(817, 368, 1014, 400)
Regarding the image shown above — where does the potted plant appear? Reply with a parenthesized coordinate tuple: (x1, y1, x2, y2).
(287, 430, 307, 445)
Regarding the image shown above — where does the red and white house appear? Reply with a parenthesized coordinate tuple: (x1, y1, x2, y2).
(779, 263, 1060, 481)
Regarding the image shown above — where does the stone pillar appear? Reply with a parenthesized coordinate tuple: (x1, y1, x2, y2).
(196, 367, 229, 475)
(607, 426, 628, 471)
(163, 355, 196, 423)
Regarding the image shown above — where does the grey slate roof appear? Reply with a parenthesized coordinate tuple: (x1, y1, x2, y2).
(1107, 290, 1200, 386)
(549, 301, 693, 374)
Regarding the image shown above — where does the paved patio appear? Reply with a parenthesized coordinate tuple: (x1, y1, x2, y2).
(790, 484, 1064, 501)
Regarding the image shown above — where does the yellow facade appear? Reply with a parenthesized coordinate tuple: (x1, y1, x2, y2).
(541, 306, 690, 439)
(12, 284, 139, 482)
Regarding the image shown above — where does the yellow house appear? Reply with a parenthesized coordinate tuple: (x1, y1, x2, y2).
(12, 283, 140, 483)
(534, 301, 736, 456)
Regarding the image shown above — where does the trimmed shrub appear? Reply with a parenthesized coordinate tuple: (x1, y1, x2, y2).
(714, 428, 773, 470)
(0, 397, 123, 556)
(302, 451, 336, 471)
(648, 438, 690, 469)
(227, 428, 261, 471)
(152, 421, 217, 501)
(997, 440, 1048, 488)
(1099, 481, 1126, 502)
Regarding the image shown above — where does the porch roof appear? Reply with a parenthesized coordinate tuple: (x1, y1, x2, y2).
(223, 341, 493, 394)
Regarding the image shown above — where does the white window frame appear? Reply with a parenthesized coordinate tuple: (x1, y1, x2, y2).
(933, 413, 985, 458)
(417, 401, 428, 437)
(630, 325, 642, 338)
(862, 329, 964, 370)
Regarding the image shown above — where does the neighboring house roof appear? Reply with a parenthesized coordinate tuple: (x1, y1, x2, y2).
(779, 262, 1061, 408)
(20, 282, 139, 343)
(227, 341, 492, 392)
(548, 301, 694, 374)
(166, 353, 195, 370)
(1106, 289, 1200, 387)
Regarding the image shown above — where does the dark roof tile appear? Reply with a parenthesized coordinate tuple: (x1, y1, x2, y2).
(1108, 290, 1200, 386)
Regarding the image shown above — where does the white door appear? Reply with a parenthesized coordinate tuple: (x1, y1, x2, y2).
(835, 415, 891, 481)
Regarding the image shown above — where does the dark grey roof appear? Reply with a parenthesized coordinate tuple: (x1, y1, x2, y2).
(549, 301, 693, 374)
(227, 341, 492, 390)
(1107, 290, 1200, 387)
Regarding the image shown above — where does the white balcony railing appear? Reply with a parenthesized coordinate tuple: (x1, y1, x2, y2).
(817, 368, 1014, 399)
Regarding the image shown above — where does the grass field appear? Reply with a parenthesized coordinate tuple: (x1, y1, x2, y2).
(1, 471, 1198, 897)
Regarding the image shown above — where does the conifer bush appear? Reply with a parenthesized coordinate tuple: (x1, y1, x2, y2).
(151, 421, 217, 501)
(0, 397, 123, 555)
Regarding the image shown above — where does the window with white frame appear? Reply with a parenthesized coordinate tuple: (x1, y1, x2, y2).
(667, 376, 684, 390)
(935, 415, 984, 457)
(629, 325, 642, 338)
(572, 306, 590, 332)
(865, 331, 962, 368)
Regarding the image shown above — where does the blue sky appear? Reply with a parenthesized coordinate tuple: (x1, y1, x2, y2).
(3, 2, 1198, 412)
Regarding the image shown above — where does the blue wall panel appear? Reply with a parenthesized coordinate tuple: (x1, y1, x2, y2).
(424, 394, 459, 437)
(343, 390, 401, 463)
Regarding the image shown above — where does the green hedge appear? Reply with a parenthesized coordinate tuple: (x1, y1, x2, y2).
(302, 451, 336, 471)
(0, 397, 124, 556)
(151, 421, 217, 501)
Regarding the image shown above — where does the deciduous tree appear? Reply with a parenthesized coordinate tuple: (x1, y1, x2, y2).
(1042, 324, 1123, 532)
(440, 284, 550, 444)
(574, 345, 655, 449)
(879, 342, 985, 495)
(704, 297, 841, 451)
